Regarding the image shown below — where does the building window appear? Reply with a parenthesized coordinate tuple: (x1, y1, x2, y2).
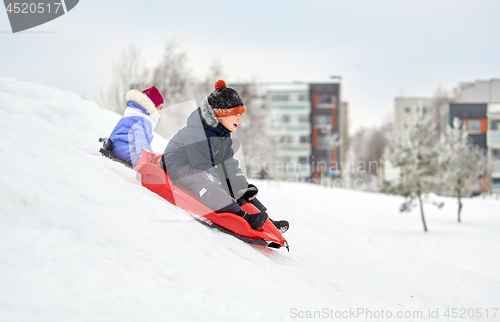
(299, 156, 308, 163)
(318, 135, 330, 145)
(280, 115, 291, 122)
(492, 178, 500, 189)
(299, 135, 309, 143)
(271, 94, 289, 101)
(314, 115, 329, 125)
(316, 157, 328, 171)
(298, 115, 309, 123)
(278, 135, 293, 143)
(318, 94, 332, 104)
(491, 120, 500, 131)
(423, 106, 432, 114)
(468, 120, 480, 132)
(298, 94, 308, 101)
(404, 107, 411, 113)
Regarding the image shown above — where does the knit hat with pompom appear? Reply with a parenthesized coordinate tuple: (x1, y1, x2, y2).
(200, 80, 246, 127)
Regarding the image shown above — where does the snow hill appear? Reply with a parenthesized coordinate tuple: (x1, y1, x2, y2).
(0, 78, 499, 322)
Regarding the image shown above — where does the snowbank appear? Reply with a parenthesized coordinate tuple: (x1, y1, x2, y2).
(0, 78, 499, 321)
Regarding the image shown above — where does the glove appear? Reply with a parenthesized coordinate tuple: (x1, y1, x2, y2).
(242, 184, 258, 200)
(236, 184, 258, 206)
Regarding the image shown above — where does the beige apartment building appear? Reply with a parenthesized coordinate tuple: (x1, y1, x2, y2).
(394, 97, 435, 141)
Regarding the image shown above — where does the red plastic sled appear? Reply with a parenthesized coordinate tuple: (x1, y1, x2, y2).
(135, 149, 288, 250)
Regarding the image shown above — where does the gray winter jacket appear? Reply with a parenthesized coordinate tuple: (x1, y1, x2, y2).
(161, 107, 248, 199)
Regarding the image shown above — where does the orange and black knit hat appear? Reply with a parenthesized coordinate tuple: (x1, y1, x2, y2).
(200, 80, 246, 127)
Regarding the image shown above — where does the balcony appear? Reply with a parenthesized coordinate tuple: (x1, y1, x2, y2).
(492, 178, 500, 193)
(492, 160, 500, 174)
(487, 130, 500, 147)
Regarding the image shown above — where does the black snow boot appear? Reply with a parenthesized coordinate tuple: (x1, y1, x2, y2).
(270, 219, 289, 234)
(237, 210, 268, 230)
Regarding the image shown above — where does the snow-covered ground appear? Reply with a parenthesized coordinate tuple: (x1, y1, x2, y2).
(0, 78, 499, 322)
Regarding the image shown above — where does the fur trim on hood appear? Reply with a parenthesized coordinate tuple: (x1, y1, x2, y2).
(124, 89, 160, 121)
(200, 96, 219, 128)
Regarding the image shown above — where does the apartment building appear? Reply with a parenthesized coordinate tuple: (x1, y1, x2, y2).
(453, 79, 500, 103)
(266, 83, 312, 181)
(394, 97, 435, 141)
(487, 103, 500, 193)
(233, 80, 349, 182)
(442, 79, 500, 193)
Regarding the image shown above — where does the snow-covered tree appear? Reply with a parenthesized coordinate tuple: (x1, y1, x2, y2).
(437, 117, 482, 222)
(99, 44, 148, 114)
(100, 41, 203, 139)
(350, 122, 393, 189)
(150, 41, 195, 139)
(383, 114, 443, 232)
(195, 59, 224, 104)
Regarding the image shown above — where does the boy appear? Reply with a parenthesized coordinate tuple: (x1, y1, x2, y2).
(161, 80, 288, 232)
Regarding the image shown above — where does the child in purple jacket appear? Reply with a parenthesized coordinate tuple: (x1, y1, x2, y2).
(109, 86, 164, 165)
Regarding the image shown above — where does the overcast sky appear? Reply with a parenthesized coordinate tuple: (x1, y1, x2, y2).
(1, 0, 499, 133)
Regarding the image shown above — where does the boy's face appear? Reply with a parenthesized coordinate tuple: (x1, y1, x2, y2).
(219, 114, 242, 132)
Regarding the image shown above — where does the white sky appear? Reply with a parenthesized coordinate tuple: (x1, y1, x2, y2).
(1, 0, 499, 133)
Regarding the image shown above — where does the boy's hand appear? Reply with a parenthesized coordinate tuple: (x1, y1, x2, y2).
(235, 184, 259, 205)
(242, 184, 258, 200)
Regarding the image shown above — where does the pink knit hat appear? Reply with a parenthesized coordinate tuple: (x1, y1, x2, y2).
(142, 86, 164, 106)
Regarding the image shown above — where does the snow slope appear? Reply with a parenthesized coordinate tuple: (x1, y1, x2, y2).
(0, 78, 499, 322)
